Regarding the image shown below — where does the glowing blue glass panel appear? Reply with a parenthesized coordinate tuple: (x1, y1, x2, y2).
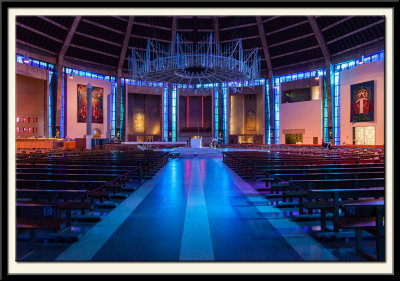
(273, 82, 280, 144)
(214, 87, 219, 140)
(172, 84, 177, 142)
(222, 84, 228, 144)
(163, 87, 169, 142)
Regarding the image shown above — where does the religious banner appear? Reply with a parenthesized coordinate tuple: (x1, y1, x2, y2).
(350, 80, 374, 122)
(77, 84, 103, 123)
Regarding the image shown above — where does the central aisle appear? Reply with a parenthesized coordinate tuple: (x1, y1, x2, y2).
(56, 157, 337, 261)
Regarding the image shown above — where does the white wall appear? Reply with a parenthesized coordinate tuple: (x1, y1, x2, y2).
(66, 75, 111, 139)
(339, 60, 384, 145)
(279, 98, 322, 145)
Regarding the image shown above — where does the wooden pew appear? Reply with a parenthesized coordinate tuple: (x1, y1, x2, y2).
(17, 189, 93, 226)
(16, 173, 127, 191)
(17, 201, 65, 242)
(16, 165, 142, 182)
(301, 188, 384, 232)
(334, 200, 384, 261)
(16, 179, 108, 191)
(269, 171, 384, 182)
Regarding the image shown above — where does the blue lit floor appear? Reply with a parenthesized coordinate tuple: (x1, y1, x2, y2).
(47, 157, 373, 261)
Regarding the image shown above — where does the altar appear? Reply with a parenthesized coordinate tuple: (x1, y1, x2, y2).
(190, 138, 202, 148)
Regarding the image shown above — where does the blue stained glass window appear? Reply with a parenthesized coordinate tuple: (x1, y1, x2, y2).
(16, 55, 24, 63)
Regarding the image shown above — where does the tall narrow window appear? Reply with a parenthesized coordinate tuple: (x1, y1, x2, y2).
(214, 86, 219, 140)
(333, 72, 341, 145)
(171, 84, 177, 142)
(222, 83, 228, 144)
(274, 78, 280, 144)
(163, 86, 169, 142)
(265, 81, 271, 144)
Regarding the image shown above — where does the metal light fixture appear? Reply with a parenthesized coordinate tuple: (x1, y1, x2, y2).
(128, 33, 261, 85)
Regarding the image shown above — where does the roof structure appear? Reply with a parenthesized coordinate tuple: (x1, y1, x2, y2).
(16, 15, 385, 76)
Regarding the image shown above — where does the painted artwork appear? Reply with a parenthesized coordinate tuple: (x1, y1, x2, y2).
(77, 84, 103, 123)
(350, 80, 374, 122)
(246, 110, 256, 131)
(134, 111, 145, 133)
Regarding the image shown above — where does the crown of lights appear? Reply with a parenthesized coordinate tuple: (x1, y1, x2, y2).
(128, 33, 261, 87)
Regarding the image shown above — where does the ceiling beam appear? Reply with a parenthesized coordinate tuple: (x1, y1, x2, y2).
(213, 16, 220, 43)
(113, 16, 128, 22)
(133, 21, 172, 31)
(37, 16, 68, 30)
(256, 16, 273, 74)
(64, 56, 116, 72)
(321, 16, 353, 32)
(75, 31, 122, 47)
(266, 19, 309, 36)
(308, 16, 331, 60)
(118, 16, 134, 70)
(219, 22, 256, 32)
(263, 16, 280, 23)
(69, 43, 119, 58)
(331, 36, 384, 57)
(171, 16, 177, 56)
(81, 18, 125, 35)
(16, 22, 63, 43)
(220, 34, 259, 44)
(59, 16, 81, 60)
(326, 19, 384, 45)
(271, 45, 320, 60)
(273, 56, 324, 70)
(131, 33, 170, 43)
(308, 15, 333, 139)
(268, 33, 314, 48)
(16, 39, 57, 55)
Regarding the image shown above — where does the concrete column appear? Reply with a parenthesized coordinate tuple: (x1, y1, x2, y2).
(86, 83, 92, 149)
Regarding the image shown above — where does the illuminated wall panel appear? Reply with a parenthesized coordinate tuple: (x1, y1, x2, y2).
(110, 83, 116, 138)
(48, 65, 55, 137)
(265, 81, 271, 144)
(120, 80, 126, 140)
(273, 77, 280, 144)
(333, 71, 340, 145)
(222, 83, 228, 144)
(172, 84, 177, 142)
(163, 87, 169, 142)
(60, 69, 66, 138)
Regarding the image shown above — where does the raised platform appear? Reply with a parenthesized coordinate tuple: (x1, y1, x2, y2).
(172, 147, 222, 158)
(121, 142, 186, 145)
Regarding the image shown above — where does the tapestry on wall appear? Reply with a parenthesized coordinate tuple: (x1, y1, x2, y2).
(350, 80, 374, 122)
(77, 84, 103, 123)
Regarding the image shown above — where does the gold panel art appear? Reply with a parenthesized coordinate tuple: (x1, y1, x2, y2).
(246, 110, 256, 131)
(134, 111, 145, 133)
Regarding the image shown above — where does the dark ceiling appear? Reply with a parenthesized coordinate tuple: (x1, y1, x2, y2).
(16, 15, 385, 76)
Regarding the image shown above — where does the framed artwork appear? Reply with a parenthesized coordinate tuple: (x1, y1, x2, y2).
(350, 80, 374, 122)
(77, 84, 104, 123)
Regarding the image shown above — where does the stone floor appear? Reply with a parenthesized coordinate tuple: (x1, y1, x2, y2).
(17, 157, 377, 262)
